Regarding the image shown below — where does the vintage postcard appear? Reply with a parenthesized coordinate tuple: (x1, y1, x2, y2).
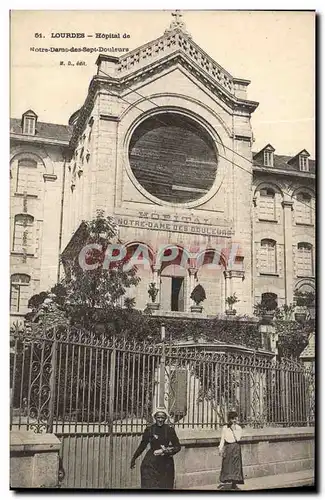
(10, 10, 315, 491)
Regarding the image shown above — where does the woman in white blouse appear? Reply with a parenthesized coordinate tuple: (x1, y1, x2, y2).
(218, 411, 244, 490)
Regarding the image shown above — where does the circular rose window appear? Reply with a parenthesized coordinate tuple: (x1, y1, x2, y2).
(128, 113, 218, 203)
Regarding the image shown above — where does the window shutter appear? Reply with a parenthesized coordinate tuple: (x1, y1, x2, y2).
(10, 274, 30, 312)
(10, 285, 20, 312)
(259, 189, 275, 220)
(260, 240, 276, 273)
(16, 159, 38, 196)
(13, 215, 34, 252)
(296, 193, 312, 224)
(297, 244, 313, 276)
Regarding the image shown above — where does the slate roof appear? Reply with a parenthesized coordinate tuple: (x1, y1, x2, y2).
(299, 333, 315, 359)
(10, 118, 72, 143)
(253, 152, 315, 175)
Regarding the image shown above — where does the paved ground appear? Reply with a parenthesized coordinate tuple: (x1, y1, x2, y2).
(186, 469, 314, 490)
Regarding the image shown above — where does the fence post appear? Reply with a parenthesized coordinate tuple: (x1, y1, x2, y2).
(259, 322, 278, 359)
(108, 344, 117, 487)
(159, 325, 166, 408)
(47, 337, 58, 433)
(108, 346, 116, 428)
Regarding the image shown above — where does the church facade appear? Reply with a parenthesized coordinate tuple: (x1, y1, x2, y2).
(10, 17, 315, 323)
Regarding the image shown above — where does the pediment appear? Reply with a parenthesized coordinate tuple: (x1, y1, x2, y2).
(96, 28, 259, 114)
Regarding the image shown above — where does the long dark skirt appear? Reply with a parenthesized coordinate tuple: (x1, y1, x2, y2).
(220, 442, 244, 484)
(140, 450, 175, 489)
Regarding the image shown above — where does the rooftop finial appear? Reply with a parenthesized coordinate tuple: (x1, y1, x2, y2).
(164, 9, 191, 38)
(172, 9, 182, 24)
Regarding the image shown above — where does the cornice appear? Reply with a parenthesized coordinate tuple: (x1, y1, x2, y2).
(253, 165, 315, 181)
(10, 134, 69, 148)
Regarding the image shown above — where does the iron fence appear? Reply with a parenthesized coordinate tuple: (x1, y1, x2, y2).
(10, 325, 315, 434)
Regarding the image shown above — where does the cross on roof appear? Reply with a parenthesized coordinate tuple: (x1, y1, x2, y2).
(171, 10, 182, 24)
(165, 9, 191, 38)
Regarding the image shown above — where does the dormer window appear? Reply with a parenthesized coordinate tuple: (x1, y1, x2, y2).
(299, 154, 309, 172)
(22, 110, 37, 136)
(288, 149, 310, 171)
(263, 150, 274, 167)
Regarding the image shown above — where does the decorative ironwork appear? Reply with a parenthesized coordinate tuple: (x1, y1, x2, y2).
(10, 325, 315, 435)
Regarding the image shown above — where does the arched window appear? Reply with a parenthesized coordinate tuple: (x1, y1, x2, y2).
(10, 274, 30, 312)
(12, 214, 34, 253)
(16, 158, 38, 196)
(261, 292, 278, 311)
(260, 239, 277, 274)
(295, 192, 313, 225)
(259, 187, 276, 220)
(297, 242, 314, 277)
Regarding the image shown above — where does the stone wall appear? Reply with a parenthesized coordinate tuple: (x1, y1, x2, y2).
(174, 427, 314, 489)
(10, 426, 314, 489)
(10, 430, 61, 489)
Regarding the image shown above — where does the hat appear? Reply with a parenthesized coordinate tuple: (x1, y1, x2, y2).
(227, 410, 238, 420)
(152, 407, 169, 419)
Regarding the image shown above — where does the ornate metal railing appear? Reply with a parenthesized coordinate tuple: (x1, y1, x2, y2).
(10, 325, 315, 434)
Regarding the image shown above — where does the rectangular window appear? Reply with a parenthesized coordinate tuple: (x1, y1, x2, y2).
(10, 284, 20, 312)
(260, 240, 277, 274)
(23, 117, 36, 135)
(259, 189, 275, 220)
(16, 159, 38, 195)
(297, 245, 313, 277)
(263, 151, 273, 167)
(299, 156, 309, 172)
(10, 275, 30, 312)
(296, 193, 312, 225)
(13, 215, 34, 253)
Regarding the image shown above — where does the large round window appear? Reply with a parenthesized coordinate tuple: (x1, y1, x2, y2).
(128, 113, 218, 203)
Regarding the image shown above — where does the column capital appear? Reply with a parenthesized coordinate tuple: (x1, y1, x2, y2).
(188, 267, 198, 276)
(223, 269, 245, 280)
(282, 200, 294, 209)
(152, 264, 161, 273)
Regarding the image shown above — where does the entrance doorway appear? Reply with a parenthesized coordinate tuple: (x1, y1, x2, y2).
(160, 264, 187, 312)
(171, 277, 184, 311)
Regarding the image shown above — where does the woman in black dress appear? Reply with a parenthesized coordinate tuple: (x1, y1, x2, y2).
(218, 411, 244, 490)
(130, 408, 181, 489)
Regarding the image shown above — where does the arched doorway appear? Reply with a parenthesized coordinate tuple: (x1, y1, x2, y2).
(158, 246, 190, 312)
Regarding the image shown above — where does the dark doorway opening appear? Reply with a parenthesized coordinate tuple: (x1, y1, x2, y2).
(171, 277, 184, 312)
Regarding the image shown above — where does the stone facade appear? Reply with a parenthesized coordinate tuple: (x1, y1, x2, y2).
(10, 20, 315, 323)
(252, 146, 315, 308)
(10, 111, 71, 324)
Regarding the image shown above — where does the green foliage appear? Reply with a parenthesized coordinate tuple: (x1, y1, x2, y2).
(26, 210, 142, 335)
(190, 284, 206, 306)
(148, 283, 159, 303)
(27, 291, 48, 311)
(253, 296, 278, 317)
(273, 304, 314, 358)
(274, 303, 295, 321)
(225, 293, 240, 309)
(145, 316, 261, 349)
(275, 318, 314, 359)
(294, 290, 315, 307)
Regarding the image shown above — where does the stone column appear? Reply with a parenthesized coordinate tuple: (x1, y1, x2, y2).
(223, 269, 245, 312)
(187, 267, 197, 311)
(259, 322, 278, 358)
(282, 199, 294, 305)
(152, 264, 161, 304)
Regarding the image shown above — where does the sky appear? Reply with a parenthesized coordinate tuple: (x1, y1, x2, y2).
(10, 10, 315, 157)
